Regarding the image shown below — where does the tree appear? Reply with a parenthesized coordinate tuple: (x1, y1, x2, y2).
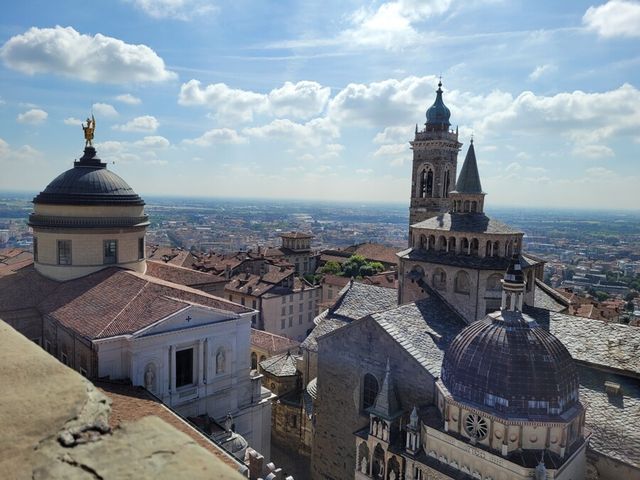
(342, 255, 367, 277)
(594, 291, 609, 302)
(320, 261, 342, 275)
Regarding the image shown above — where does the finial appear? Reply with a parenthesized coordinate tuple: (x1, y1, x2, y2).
(470, 133, 474, 144)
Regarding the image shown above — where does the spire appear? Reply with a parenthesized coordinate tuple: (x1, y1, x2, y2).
(409, 406, 419, 429)
(454, 141, 483, 194)
(369, 358, 402, 420)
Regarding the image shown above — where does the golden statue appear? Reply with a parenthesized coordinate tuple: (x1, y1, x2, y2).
(82, 115, 96, 147)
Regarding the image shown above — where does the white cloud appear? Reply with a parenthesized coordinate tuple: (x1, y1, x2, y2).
(356, 168, 373, 174)
(373, 126, 413, 144)
(63, 117, 83, 126)
(583, 0, 640, 38)
(572, 144, 615, 158)
(17, 108, 48, 125)
(112, 115, 159, 132)
(115, 93, 142, 105)
(0, 26, 176, 83)
(341, 0, 453, 49)
(135, 135, 170, 149)
(374, 143, 408, 156)
(243, 117, 339, 147)
(184, 128, 246, 146)
(127, 0, 217, 20)
(0, 138, 42, 163)
(178, 79, 330, 122)
(92, 102, 118, 117)
(528, 64, 556, 81)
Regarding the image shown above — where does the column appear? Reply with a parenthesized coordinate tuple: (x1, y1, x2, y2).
(169, 345, 176, 392)
(198, 339, 205, 386)
(203, 338, 208, 384)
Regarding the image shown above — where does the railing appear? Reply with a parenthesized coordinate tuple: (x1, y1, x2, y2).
(28, 214, 150, 228)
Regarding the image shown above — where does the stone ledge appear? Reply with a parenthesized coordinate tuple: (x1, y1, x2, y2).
(0, 320, 244, 480)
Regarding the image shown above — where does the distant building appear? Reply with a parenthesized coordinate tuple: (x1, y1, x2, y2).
(250, 328, 299, 370)
(263, 231, 319, 276)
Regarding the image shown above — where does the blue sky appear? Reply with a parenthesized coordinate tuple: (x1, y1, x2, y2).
(1, 0, 639, 209)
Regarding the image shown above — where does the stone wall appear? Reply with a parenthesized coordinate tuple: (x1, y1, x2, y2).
(311, 317, 436, 480)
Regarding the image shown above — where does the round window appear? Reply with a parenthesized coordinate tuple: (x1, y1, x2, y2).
(464, 414, 488, 440)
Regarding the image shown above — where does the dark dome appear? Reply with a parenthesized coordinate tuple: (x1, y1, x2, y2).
(441, 311, 580, 419)
(33, 147, 144, 206)
(426, 81, 451, 127)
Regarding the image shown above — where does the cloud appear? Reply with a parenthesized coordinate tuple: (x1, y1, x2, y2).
(341, 0, 453, 49)
(17, 108, 48, 125)
(115, 93, 142, 105)
(572, 144, 615, 159)
(374, 143, 408, 156)
(126, 0, 217, 20)
(112, 115, 159, 132)
(373, 126, 414, 144)
(183, 128, 246, 146)
(528, 64, 556, 81)
(243, 117, 339, 147)
(583, 0, 640, 38)
(134, 135, 170, 149)
(356, 168, 373, 174)
(63, 117, 82, 126)
(92, 102, 118, 117)
(178, 79, 330, 122)
(0, 138, 43, 163)
(0, 26, 176, 83)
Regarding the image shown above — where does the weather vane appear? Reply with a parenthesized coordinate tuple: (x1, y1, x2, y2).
(82, 114, 96, 147)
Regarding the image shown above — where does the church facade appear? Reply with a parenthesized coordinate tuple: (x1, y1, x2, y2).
(308, 82, 640, 480)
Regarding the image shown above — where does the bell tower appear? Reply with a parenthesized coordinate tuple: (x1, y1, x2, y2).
(409, 81, 462, 226)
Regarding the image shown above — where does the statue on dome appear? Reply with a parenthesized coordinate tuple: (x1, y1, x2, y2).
(82, 115, 96, 147)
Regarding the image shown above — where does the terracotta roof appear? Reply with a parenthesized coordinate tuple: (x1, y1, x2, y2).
(146, 246, 195, 268)
(1, 265, 251, 340)
(251, 329, 299, 355)
(96, 382, 241, 472)
(0, 249, 35, 278)
(347, 243, 400, 266)
(321, 274, 350, 288)
(146, 260, 226, 287)
(362, 271, 398, 289)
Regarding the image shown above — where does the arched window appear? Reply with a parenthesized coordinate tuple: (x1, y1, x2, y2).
(448, 237, 456, 253)
(437, 236, 447, 251)
(455, 271, 471, 294)
(372, 444, 385, 478)
(487, 274, 502, 291)
(216, 348, 226, 374)
(259, 355, 266, 363)
(461, 238, 470, 255)
(420, 235, 427, 250)
(464, 200, 470, 212)
(493, 241, 500, 258)
(388, 456, 401, 480)
(358, 442, 370, 475)
(485, 241, 492, 257)
(363, 373, 379, 411)
(428, 235, 436, 250)
(420, 170, 427, 198)
(426, 169, 434, 197)
(251, 352, 257, 370)
(471, 201, 477, 213)
(506, 240, 513, 257)
(443, 170, 451, 198)
(433, 268, 446, 291)
(470, 238, 479, 256)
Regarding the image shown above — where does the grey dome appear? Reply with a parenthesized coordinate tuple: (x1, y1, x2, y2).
(33, 147, 144, 206)
(441, 311, 580, 419)
(426, 81, 451, 127)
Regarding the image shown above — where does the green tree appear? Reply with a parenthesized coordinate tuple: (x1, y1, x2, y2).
(319, 261, 342, 275)
(594, 291, 609, 302)
(342, 255, 368, 277)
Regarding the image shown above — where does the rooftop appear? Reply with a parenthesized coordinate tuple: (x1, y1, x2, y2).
(251, 329, 299, 355)
(410, 213, 522, 234)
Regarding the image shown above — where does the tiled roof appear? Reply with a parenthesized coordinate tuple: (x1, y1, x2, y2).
(347, 243, 400, 266)
(146, 246, 195, 268)
(251, 329, 299, 355)
(225, 273, 276, 297)
(96, 382, 241, 471)
(533, 281, 568, 313)
(397, 249, 539, 271)
(411, 213, 522, 234)
(300, 311, 348, 353)
(146, 260, 226, 287)
(527, 307, 640, 376)
(1, 265, 250, 340)
(330, 281, 398, 321)
(362, 271, 397, 289)
(321, 274, 351, 288)
(578, 366, 640, 468)
(279, 231, 313, 239)
(259, 351, 298, 377)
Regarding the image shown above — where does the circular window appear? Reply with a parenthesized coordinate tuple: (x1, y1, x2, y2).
(464, 414, 488, 440)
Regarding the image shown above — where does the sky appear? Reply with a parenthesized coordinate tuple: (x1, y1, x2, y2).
(0, 0, 639, 209)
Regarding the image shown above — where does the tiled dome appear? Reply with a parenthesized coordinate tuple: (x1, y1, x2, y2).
(33, 147, 144, 206)
(426, 81, 451, 127)
(441, 311, 580, 419)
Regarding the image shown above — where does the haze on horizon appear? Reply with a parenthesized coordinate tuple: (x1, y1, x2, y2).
(0, 0, 638, 210)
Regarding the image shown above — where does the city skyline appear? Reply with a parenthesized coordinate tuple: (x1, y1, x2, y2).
(1, 0, 639, 209)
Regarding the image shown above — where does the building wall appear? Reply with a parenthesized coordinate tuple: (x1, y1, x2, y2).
(34, 228, 146, 281)
(311, 317, 436, 480)
(262, 287, 319, 341)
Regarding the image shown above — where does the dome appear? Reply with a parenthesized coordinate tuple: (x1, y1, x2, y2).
(441, 310, 580, 419)
(33, 147, 144, 206)
(426, 81, 451, 127)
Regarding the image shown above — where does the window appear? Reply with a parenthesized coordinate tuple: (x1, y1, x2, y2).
(240, 297, 245, 306)
(309, 300, 313, 310)
(282, 296, 286, 304)
(299, 291, 304, 300)
(289, 294, 293, 302)
(252, 299, 257, 309)
(57, 240, 72, 265)
(138, 237, 144, 260)
(299, 314, 303, 325)
(228, 295, 233, 302)
(362, 373, 379, 411)
(281, 306, 286, 316)
(176, 348, 194, 388)
(433, 269, 447, 291)
(289, 305, 293, 314)
(299, 303, 303, 312)
(281, 318, 285, 329)
(464, 414, 488, 440)
(289, 317, 293, 327)
(251, 352, 258, 369)
(328, 289, 333, 300)
(443, 169, 451, 198)
(308, 311, 313, 322)
(454, 271, 471, 294)
(103, 240, 117, 264)
(33, 237, 38, 262)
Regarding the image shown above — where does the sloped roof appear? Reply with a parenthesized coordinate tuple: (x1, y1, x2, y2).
(146, 260, 225, 287)
(410, 213, 521, 234)
(330, 281, 398, 321)
(251, 329, 299, 355)
(259, 351, 298, 377)
(452, 141, 482, 194)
